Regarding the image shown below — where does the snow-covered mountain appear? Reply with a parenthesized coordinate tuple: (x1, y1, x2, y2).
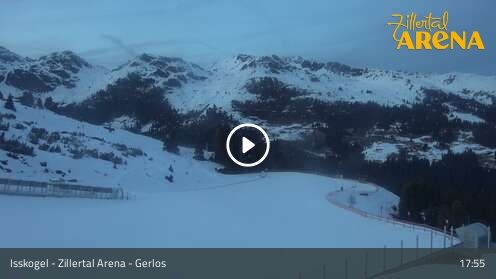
(1, 46, 495, 165)
(0, 47, 108, 103)
(1, 47, 495, 109)
(176, 54, 495, 111)
(106, 53, 496, 113)
(0, 46, 26, 64)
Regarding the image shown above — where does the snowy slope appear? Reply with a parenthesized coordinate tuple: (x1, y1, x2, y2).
(0, 173, 451, 248)
(448, 111, 485, 124)
(0, 102, 453, 248)
(0, 101, 227, 190)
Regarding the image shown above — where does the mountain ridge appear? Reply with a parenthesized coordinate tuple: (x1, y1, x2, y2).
(1, 46, 495, 145)
(1, 46, 495, 110)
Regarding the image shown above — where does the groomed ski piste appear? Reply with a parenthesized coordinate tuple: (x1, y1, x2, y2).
(0, 102, 457, 248)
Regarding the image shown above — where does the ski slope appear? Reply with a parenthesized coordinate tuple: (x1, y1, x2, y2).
(0, 172, 451, 248)
(0, 103, 454, 248)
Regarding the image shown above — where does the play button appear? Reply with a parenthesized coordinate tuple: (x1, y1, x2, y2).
(242, 137, 255, 154)
(226, 123, 270, 168)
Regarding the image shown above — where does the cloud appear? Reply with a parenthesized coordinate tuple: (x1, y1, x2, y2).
(100, 35, 137, 58)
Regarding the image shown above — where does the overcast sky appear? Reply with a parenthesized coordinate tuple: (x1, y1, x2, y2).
(1, 0, 494, 74)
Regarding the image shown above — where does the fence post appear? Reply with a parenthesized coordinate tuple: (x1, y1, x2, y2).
(443, 225, 447, 248)
(450, 226, 454, 247)
(344, 258, 348, 279)
(416, 235, 419, 260)
(488, 225, 491, 248)
(430, 231, 433, 250)
(364, 252, 368, 279)
(400, 240, 404, 265)
(383, 246, 386, 272)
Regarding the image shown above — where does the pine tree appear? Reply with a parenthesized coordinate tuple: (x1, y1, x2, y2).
(36, 98, 43, 108)
(451, 200, 465, 227)
(4, 95, 15, 111)
(214, 126, 229, 164)
(163, 139, 179, 154)
(19, 92, 35, 107)
(193, 144, 205, 161)
(44, 97, 57, 111)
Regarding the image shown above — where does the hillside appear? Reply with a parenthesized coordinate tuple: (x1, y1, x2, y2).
(1, 47, 495, 165)
(0, 100, 454, 248)
(1, 46, 495, 241)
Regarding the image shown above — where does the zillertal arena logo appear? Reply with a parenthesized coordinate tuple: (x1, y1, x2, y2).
(387, 11, 485, 50)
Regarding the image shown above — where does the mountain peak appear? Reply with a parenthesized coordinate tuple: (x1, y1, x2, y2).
(137, 53, 185, 65)
(110, 53, 208, 90)
(38, 51, 91, 73)
(0, 46, 25, 64)
(228, 54, 365, 76)
(231, 54, 296, 74)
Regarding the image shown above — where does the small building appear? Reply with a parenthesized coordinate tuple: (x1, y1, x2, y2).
(455, 223, 490, 248)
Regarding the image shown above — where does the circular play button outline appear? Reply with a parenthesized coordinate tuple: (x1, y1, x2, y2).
(226, 123, 270, 168)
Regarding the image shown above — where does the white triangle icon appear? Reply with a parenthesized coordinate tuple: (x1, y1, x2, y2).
(242, 137, 255, 154)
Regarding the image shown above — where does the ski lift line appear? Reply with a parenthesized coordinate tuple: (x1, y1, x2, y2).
(168, 176, 266, 193)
